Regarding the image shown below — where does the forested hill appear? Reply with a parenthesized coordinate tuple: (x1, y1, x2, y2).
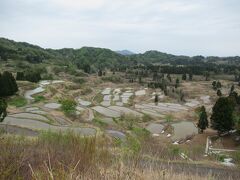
(1, 37, 240, 69)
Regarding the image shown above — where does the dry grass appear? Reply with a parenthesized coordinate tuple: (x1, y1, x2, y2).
(0, 130, 239, 179)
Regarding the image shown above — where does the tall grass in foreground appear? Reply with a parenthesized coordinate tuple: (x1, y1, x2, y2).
(0, 131, 111, 179)
(0, 131, 235, 179)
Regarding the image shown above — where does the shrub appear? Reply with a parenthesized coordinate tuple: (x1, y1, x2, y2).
(93, 118, 108, 128)
(101, 75, 123, 83)
(8, 96, 27, 107)
(34, 95, 45, 102)
(0, 71, 18, 97)
(73, 77, 86, 84)
(59, 98, 77, 116)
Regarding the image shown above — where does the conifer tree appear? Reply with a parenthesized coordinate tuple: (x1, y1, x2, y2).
(198, 106, 208, 133)
(211, 97, 235, 134)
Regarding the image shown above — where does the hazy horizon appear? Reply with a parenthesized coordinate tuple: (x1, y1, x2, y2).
(1, 0, 240, 56)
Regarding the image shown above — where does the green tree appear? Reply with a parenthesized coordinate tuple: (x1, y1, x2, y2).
(217, 89, 222, 97)
(204, 71, 210, 81)
(154, 94, 159, 104)
(212, 81, 217, 90)
(175, 78, 180, 88)
(59, 98, 77, 116)
(197, 106, 208, 133)
(0, 98, 7, 122)
(189, 73, 193, 81)
(230, 84, 235, 94)
(0, 71, 18, 97)
(182, 73, 187, 80)
(24, 70, 41, 83)
(138, 76, 142, 84)
(211, 97, 235, 134)
(16, 72, 25, 81)
(216, 81, 222, 89)
(98, 69, 103, 77)
(83, 64, 91, 74)
(167, 74, 172, 82)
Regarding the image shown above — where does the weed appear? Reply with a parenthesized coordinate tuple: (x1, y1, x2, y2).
(8, 96, 27, 107)
(34, 95, 45, 102)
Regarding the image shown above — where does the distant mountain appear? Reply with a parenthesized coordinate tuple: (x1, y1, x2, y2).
(116, 50, 135, 56)
(0, 37, 132, 69)
(0, 37, 239, 69)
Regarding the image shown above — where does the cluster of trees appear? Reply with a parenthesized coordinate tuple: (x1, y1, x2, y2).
(16, 71, 41, 83)
(0, 71, 18, 122)
(1, 38, 240, 76)
(212, 81, 222, 96)
(198, 90, 240, 134)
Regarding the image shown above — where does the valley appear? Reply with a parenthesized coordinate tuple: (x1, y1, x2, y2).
(0, 38, 240, 179)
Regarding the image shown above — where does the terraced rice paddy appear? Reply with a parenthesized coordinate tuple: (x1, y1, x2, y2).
(171, 121, 198, 141)
(146, 123, 165, 135)
(106, 130, 126, 139)
(44, 103, 61, 109)
(2, 117, 96, 136)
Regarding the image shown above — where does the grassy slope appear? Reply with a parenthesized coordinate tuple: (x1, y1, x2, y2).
(0, 131, 239, 180)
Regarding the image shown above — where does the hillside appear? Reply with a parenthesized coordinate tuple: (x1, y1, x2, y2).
(1, 37, 240, 69)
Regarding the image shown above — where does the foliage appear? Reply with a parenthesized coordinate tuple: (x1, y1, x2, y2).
(34, 95, 45, 102)
(216, 81, 222, 89)
(212, 81, 217, 90)
(217, 89, 222, 97)
(101, 75, 123, 83)
(165, 114, 174, 123)
(16, 72, 25, 80)
(197, 106, 208, 133)
(0, 71, 18, 97)
(141, 114, 153, 122)
(59, 98, 77, 116)
(131, 127, 150, 140)
(182, 73, 187, 80)
(211, 97, 235, 134)
(24, 70, 41, 83)
(73, 77, 86, 84)
(0, 98, 7, 122)
(8, 96, 27, 107)
(175, 78, 180, 88)
(154, 94, 159, 103)
(233, 151, 240, 166)
(93, 118, 108, 128)
(1, 37, 240, 76)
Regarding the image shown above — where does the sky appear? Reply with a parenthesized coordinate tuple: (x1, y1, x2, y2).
(0, 0, 240, 56)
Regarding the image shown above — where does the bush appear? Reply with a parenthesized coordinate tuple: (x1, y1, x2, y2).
(142, 114, 153, 122)
(101, 75, 123, 83)
(41, 73, 53, 80)
(24, 70, 41, 83)
(233, 151, 240, 166)
(8, 96, 27, 107)
(34, 95, 45, 102)
(131, 127, 150, 140)
(73, 77, 86, 84)
(0, 71, 18, 97)
(59, 98, 77, 116)
(81, 87, 93, 95)
(93, 118, 108, 128)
